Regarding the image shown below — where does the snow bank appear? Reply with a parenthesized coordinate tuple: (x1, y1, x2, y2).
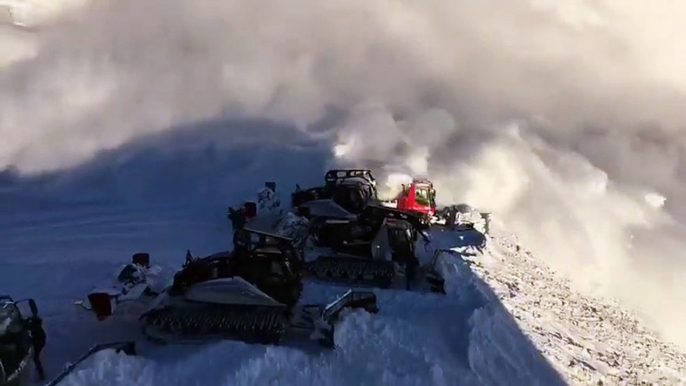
(471, 229, 686, 385)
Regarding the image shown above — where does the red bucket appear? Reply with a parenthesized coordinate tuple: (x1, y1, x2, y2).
(132, 252, 150, 268)
(87, 292, 114, 321)
(244, 202, 257, 218)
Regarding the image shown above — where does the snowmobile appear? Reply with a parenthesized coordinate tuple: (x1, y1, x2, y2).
(291, 169, 379, 215)
(77, 227, 378, 349)
(0, 296, 45, 386)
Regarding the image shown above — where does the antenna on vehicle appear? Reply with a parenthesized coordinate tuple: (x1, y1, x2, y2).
(184, 250, 194, 267)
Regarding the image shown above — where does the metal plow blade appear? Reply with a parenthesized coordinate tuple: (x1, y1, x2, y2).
(294, 290, 379, 348)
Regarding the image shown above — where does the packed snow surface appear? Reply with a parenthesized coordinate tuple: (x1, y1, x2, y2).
(2, 187, 685, 385)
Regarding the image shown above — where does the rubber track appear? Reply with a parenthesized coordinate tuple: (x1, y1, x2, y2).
(141, 305, 288, 344)
(305, 257, 395, 287)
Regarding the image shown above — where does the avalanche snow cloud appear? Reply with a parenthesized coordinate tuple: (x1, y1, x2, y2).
(2, 0, 686, 349)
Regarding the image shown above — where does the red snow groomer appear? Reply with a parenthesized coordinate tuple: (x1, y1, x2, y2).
(382, 179, 437, 219)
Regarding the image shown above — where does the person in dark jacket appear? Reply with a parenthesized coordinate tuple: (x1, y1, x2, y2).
(24, 316, 46, 380)
(405, 255, 419, 291)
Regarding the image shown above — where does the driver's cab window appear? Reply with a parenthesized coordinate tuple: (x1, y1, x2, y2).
(415, 187, 430, 205)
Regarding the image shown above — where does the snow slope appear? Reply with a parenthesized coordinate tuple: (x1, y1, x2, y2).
(0, 96, 682, 386)
(0, 126, 567, 385)
(0, 120, 683, 385)
(1, 191, 566, 386)
(4, 169, 685, 386)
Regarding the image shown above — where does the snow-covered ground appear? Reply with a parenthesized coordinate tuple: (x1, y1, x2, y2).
(0, 115, 683, 386)
(0, 197, 554, 386)
(469, 229, 686, 385)
(2, 155, 685, 386)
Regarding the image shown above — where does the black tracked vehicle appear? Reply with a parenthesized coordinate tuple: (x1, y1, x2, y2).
(78, 227, 378, 349)
(296, 204, 445, 294)
(291, 169, 379, 215)
(0, 296, 45, 386)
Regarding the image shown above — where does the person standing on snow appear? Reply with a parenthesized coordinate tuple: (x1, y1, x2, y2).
(25, 313, 46, 380)
(257, 182, 282, 216)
